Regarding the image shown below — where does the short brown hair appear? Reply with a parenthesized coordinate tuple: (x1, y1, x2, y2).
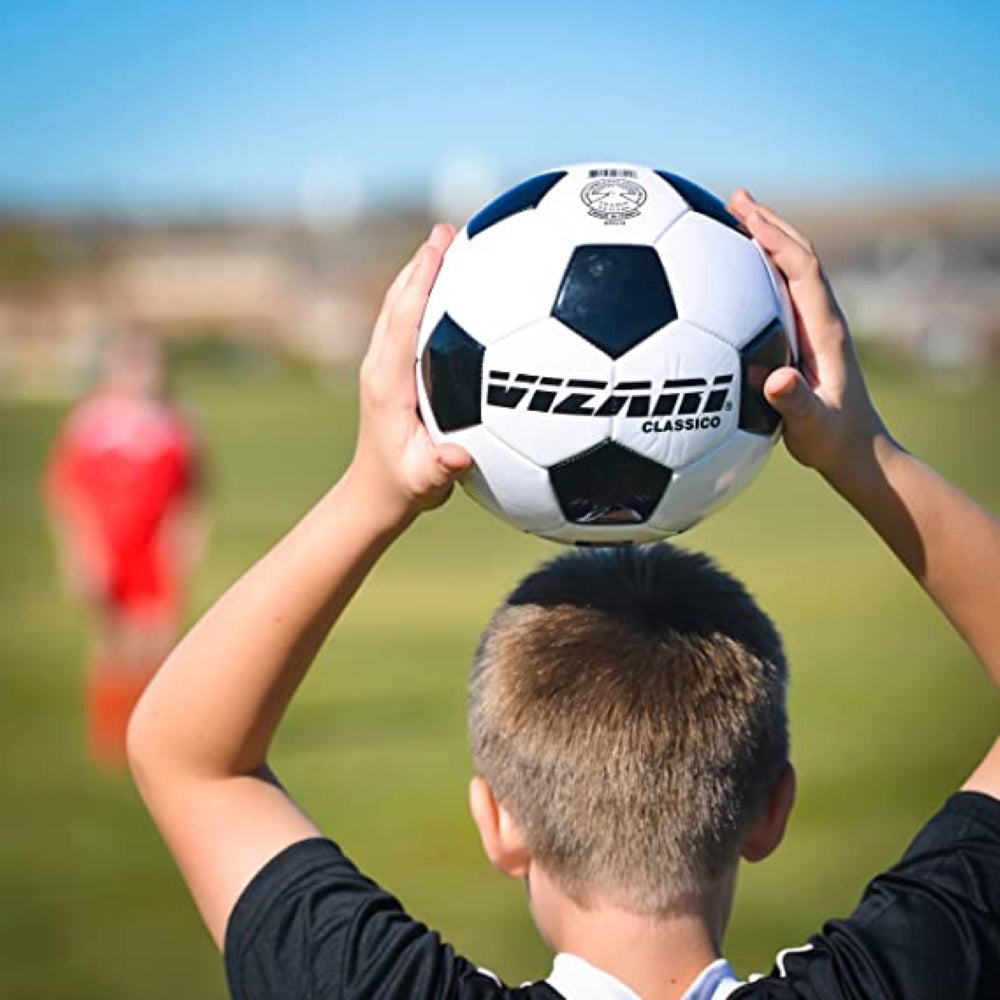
(468, 544, 788, 913)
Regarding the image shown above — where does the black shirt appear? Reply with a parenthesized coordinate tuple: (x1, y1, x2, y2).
(225, 791, 1000, 1000)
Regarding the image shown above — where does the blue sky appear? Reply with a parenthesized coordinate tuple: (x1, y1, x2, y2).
(2, 0, 998, 212)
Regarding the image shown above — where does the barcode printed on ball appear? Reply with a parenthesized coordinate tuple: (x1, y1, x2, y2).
(587, 168, 637, 178)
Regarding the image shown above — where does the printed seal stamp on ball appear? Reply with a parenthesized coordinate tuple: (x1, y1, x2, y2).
(580, 177, 648, 224)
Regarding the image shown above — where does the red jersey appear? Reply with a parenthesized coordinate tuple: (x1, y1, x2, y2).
(47, 391, 199, 613)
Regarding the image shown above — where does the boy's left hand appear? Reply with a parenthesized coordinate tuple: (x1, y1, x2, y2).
(348, 224, 472, 528)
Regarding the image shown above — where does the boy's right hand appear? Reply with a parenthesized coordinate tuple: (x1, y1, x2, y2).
(348, 224, 472, 531)
(732, 190, 1000, 796)
(728, 190, 894, 490)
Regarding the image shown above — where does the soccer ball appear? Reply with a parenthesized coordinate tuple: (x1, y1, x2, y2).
(416, 163, 797, 544)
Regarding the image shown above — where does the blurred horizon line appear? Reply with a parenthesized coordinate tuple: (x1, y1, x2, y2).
(2, 174, 998, 227)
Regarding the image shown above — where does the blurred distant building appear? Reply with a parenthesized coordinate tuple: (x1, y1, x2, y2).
(835, 242, 1000, 367)
(797, 192, 1000, 367)
(109, 248, 296, 334)
(0, 216, 396, 396)
(0, 294, 107, 397)
(0, 191, 997, 397)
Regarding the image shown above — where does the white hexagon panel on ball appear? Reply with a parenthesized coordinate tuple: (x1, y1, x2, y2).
(482, 317, 613, 468)
(648, 430, 776, 535)
(445, 425, 565, 535)
(419, 212, 575, 352)
(656, 211, 781, 348)
(539, 163, 689, 247)
(609, 320, 740, 471)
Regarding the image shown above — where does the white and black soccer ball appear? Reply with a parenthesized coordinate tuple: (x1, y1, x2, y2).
(416, 163, 797, 544)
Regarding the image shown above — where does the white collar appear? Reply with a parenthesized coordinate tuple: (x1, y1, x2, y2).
(546, 953, 743, 1000)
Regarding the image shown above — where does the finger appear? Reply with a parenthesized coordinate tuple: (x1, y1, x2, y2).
(381, 225, 452, 326)
(427, 222, 457, 253)
(763, 367, 826, 425)
(753, 205, 813, 252)
(383, 241, 446, 372)
(730, 189, 813, 250)
(420, 443, 473, 498)
(373, 225, 452, 354)
(435, 442, 473, 474)
(386, 252, 423, 308)
(728, 188, 763, 227)
(728, 187, 756, 218)
(744, 210, 846, 343)
(366, 235, 435, 362)
(743, 210, 819, 284)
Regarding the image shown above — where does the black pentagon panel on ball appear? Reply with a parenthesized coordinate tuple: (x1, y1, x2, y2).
(549, 440, 672, 525)
(552, 245, 677, 358)
(655, 171, 748, 237)
(421, 314, 485, 432)
(739, 318, 793, 436)
(466, 170, 568, 240)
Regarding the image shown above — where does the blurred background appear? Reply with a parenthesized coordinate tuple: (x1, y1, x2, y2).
(1, 1, 998, 997)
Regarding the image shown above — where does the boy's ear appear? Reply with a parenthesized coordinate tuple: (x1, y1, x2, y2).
(468, 775, 531, 878)
(742, 761, 797, 864)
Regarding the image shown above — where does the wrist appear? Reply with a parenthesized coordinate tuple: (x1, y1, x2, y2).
(334, 461, 420, 541)
(821, 425, 904, 510)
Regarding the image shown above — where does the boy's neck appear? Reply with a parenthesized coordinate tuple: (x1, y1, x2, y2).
(534, 868, 735, 1000)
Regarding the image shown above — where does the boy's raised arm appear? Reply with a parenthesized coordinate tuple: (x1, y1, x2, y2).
(728, 190, 1000, 796)
(127, 224, 470, 948)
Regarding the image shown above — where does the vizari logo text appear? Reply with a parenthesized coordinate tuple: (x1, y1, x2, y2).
(486, 371, 734, 433)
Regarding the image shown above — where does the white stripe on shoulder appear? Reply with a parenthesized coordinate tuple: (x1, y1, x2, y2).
(775, 943, 815, 977)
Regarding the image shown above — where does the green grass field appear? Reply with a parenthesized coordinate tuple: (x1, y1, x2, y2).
(0, 357, 997, 999)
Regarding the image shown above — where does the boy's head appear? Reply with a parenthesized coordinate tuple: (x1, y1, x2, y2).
(468, 544, 791, 916)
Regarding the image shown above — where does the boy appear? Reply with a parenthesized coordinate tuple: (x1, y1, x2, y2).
(128, 191, 1000, 998)
(46, 333, 206, 766)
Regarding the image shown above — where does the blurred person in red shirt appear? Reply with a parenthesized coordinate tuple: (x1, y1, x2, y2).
(45, 333, 208, 768)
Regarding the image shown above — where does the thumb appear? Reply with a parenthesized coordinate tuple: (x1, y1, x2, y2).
(764, 367, 825, 425)
(435, 443, 474, 476)
(418, 442, 473, 501)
